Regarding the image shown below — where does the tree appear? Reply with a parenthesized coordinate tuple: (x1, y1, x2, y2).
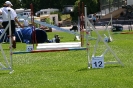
(0, 0, 5, 7)
(21, 0, 41, 15)
(10, 0, 22, 9)
(80, 0, 100, 14)
(72, 0, 100, 20)
(0, 0, 101, 21)
(0, 0, 22, 9)
(20, 0, 77, 13)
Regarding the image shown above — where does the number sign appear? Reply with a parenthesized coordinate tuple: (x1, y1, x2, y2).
(92, 56, 104, 68)
(26, 45, 33, 52)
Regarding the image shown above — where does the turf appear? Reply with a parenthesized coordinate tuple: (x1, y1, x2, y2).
(0, 30, 133, 88)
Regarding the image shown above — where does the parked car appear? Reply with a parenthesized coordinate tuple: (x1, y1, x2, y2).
(111, 24, 123, 32)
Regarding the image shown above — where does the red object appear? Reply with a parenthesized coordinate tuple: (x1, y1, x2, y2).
(30, 3, 38, 48)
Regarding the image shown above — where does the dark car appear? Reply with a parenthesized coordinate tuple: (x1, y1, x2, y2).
(111, 24, 123, 32)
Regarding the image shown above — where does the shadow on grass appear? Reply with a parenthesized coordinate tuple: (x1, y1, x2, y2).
(3, 49, 10, 51)
(0, 72, 10, 75)
(3, 48, 17, 51)
(76, 65, 124, 72)
(76, 67, 93, 72)
(105, 65, 124, 69)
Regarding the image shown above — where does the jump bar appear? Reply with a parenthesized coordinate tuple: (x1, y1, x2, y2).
(13, 47, 86, 54)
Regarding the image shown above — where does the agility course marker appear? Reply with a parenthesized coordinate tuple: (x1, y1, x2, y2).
(84, 6, 91, 69)
(37, 42, 81, 46)
(13, 47, 86, 54)
(15, 28, 23, 43)
(0, 10, 13, 73)
(75, 36, 80, 41)
(87, 17, 124, 68)
(84, 6, 124, 69)
(37, 42, 82, 50)
(30, 3, 37, 48)
(91, 56, 104, 68)
(26, 45, 34, 52)
(88, 18, 124, 68)
(13, 42, 86, 54)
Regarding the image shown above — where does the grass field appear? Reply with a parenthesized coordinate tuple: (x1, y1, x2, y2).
(0, 29, 133, 88)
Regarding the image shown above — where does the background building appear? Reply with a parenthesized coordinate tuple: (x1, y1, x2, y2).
(99, 0, 125, 15)
(127, 0, 133, 5)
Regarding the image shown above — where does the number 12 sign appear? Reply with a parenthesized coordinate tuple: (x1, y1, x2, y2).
(92, 56, 104, 68)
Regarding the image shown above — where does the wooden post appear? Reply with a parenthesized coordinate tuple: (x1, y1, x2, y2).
(78, 2, 84, 47)
(30, 3, 37, 48)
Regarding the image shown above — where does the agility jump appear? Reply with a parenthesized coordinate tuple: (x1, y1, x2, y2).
(83, 6, 124, 68)
(0, 10, 13, 73)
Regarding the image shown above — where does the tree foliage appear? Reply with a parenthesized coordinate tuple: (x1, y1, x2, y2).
(73, 0, 100, 20)
(0, 0, 100, 21)
(0, 0, 22, 8)
(0, 0, 99, 13)
(78, 0, 100, 14)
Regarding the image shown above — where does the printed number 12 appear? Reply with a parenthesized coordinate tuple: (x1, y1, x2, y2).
(94, 61, 103, 67)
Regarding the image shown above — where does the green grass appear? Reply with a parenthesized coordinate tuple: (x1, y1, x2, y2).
(0, 30, 133, 88)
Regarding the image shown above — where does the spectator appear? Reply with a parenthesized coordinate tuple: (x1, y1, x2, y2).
(92, 14, 97, 28)
(0, 1, 23, 48)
